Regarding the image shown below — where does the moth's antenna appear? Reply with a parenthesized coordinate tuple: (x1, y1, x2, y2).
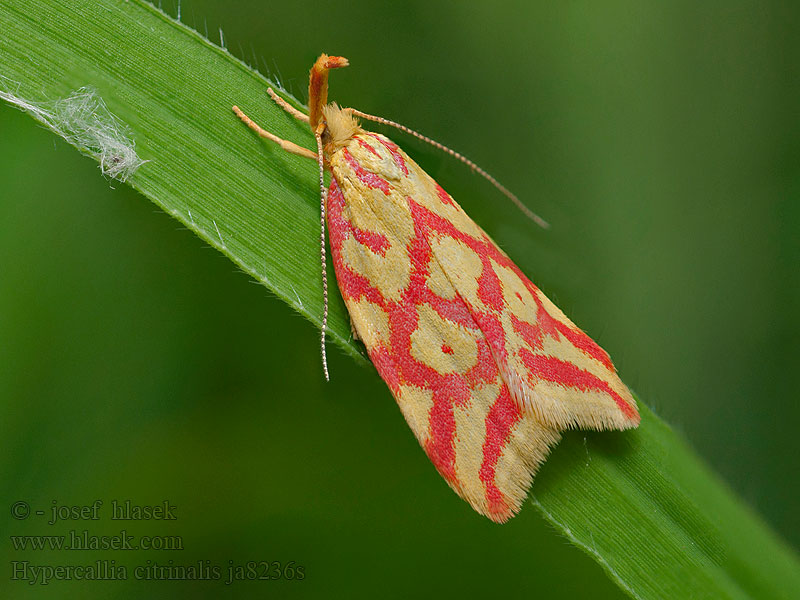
(306, 55, 349, 382)
(346, 108, 549, 229)
(314, 128, 330, 382)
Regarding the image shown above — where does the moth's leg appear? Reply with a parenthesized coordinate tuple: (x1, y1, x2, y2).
(232, 105, 317, 161)
(267, 88, 310, 124)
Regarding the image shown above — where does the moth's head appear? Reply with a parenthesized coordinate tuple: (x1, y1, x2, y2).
(322, 103, 362, 154)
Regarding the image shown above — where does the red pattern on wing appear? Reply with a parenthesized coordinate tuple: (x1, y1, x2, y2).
(407, 199, 637, 426)
(326, 133, 636, 521)
(328, 178, 521, 514)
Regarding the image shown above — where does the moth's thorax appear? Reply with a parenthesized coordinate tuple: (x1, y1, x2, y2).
(330, 132, 418, 187)
(327, 132, 467, 245)
(321, 103, 363, 154)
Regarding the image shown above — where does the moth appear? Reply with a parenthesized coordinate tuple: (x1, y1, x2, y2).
(233, 54, 639, 522)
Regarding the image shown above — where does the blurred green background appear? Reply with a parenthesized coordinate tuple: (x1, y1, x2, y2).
(1, 0, 798, 598)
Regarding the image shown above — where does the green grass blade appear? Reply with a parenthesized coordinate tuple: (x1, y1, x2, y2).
(534, 404, 800, 599)
(2, 0, 362, 364)
(1, 1, 798, 598)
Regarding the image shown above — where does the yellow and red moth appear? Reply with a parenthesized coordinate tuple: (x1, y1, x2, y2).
(234, 54, 639, 523)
